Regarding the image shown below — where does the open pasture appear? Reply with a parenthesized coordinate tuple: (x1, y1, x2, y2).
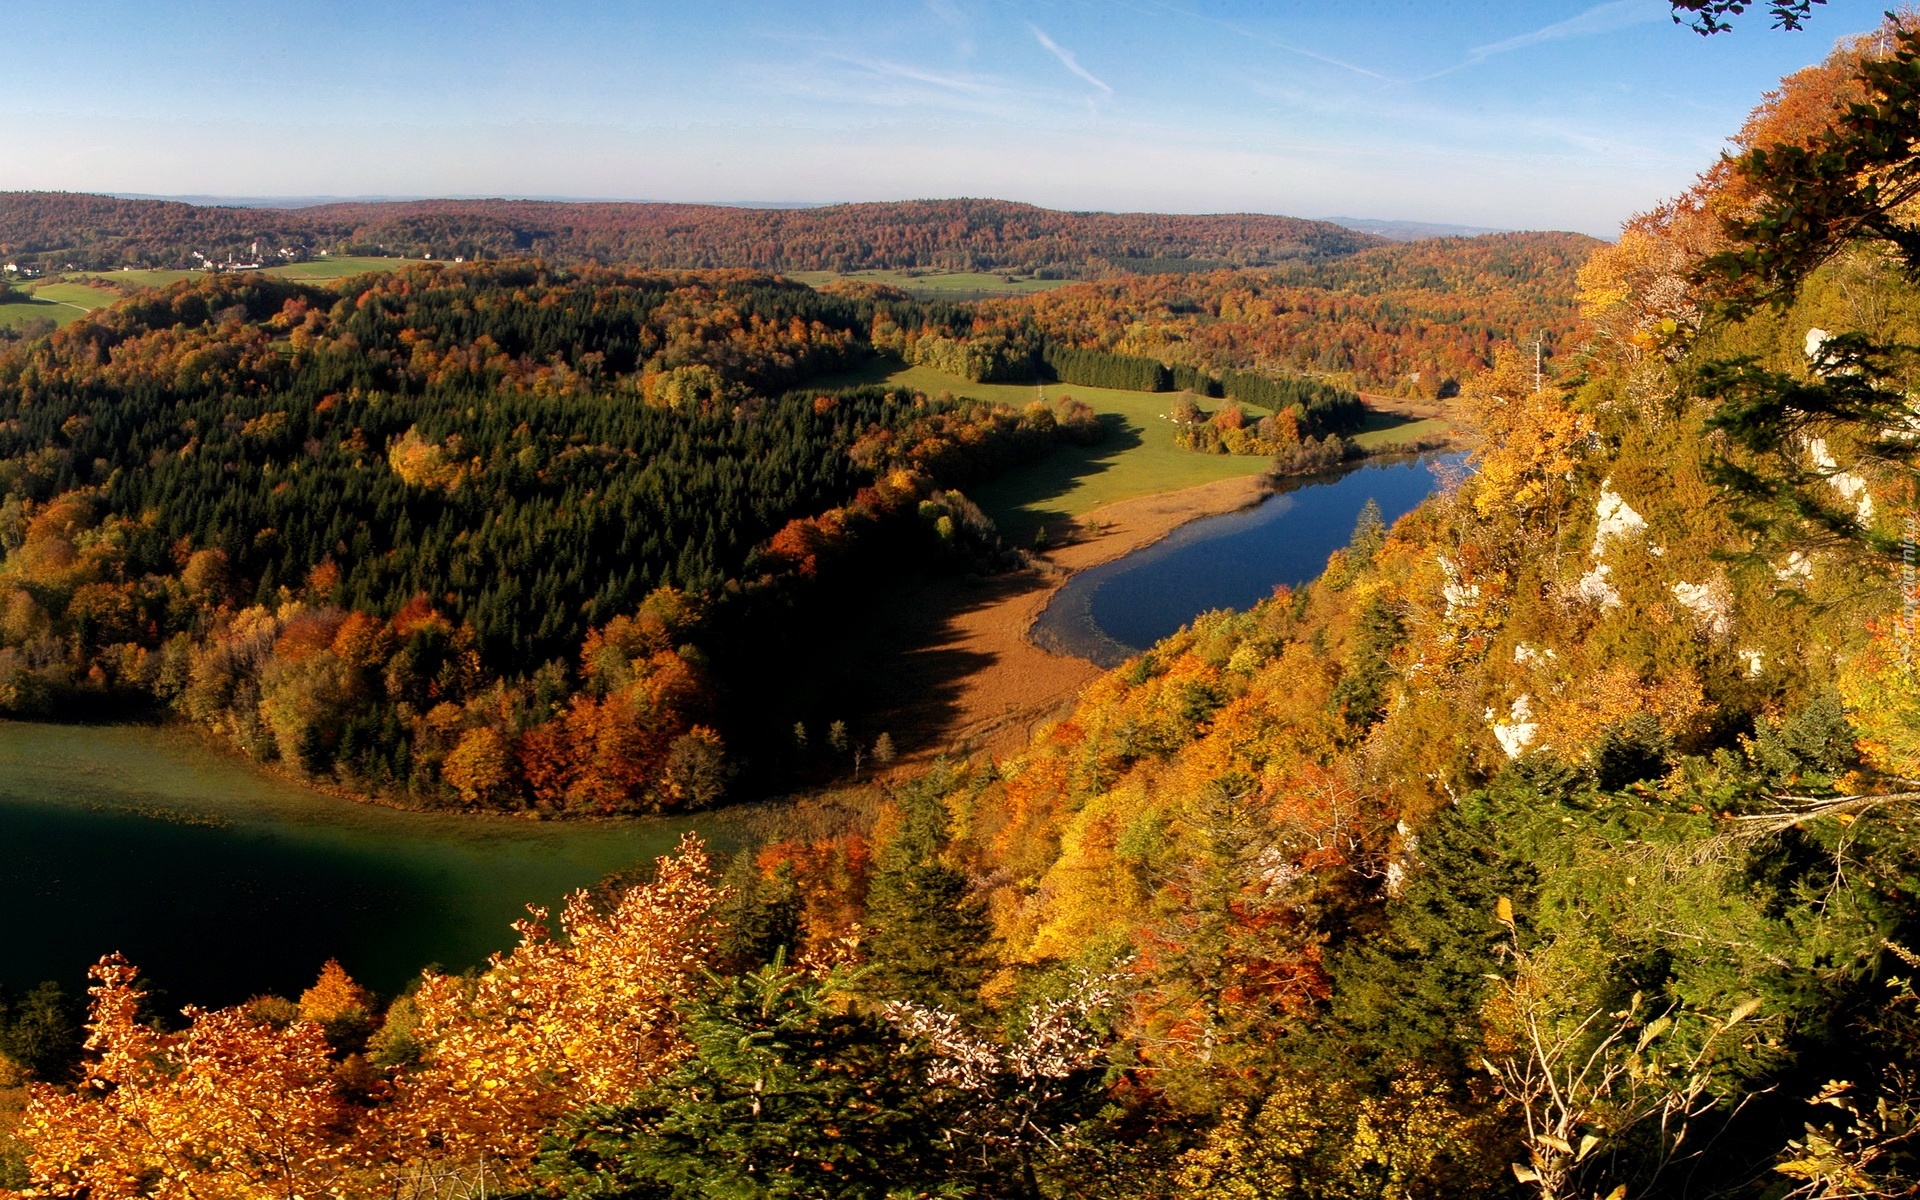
(810, 358, 1274, 544)
(72, 255, 409, 290)
(1352, 411, 1453, 449)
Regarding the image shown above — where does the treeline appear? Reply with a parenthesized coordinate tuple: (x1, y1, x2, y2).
(0, 264, 1096, 812)
(1039, 343, 1366, 447)
(1038, 342, 1219, 395)
(1217, 367, 1364, 428)
(0, 194, 1382, 275)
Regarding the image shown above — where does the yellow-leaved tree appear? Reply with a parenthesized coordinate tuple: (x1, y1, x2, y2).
(14, 955, 353, 1200)
(1461, 348, 1591, 531)
(376, 833, 723, 1175)
(7, 835, 725, 1197)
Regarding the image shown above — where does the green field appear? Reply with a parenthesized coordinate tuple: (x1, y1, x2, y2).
(259, 255, 413, 281)
(0, 258, 416, 334)
(789, 268, 1075, 300)
(810, 359, 1274, 544)
(1351, 411, 1454, 449)
(71, 267, 194, 289)
(0, 297, 70, 330)
(30, 280, 123, 308)
(73, 255, 410, 290)
(0, 280, 123, 329)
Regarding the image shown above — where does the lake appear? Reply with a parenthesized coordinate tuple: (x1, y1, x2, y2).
(0, 453, 1453, 1009)
(0, 721, 745, 1006)
(1032, 453, 1462, 666)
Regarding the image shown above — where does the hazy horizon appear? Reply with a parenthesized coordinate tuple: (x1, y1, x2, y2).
(0, 0, 1895, 238)
(86, 192, 1519, 239)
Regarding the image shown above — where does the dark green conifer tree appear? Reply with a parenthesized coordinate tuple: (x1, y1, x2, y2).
(538, 959, 942, 1199)
(861, 767, 994, 1014)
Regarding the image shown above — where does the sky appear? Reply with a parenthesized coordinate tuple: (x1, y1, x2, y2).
(0, 0, 1896, 236)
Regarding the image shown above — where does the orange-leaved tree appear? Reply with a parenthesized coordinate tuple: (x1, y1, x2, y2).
(8, 835, 726, 1197)
(376, 833, 724, 1174)
(14, 955, 353, 1199)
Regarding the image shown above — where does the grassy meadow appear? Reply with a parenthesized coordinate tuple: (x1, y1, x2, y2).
(71, 255, 410, 290)
(811, 359, 1274, 543)
(1351, 411, 1453, 449)
(0, 257, 413, 331)
(0, 280, 123, 329)
(0, 296, 70, 331)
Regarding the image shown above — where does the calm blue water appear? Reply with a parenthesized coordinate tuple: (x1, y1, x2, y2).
(1033, 454, 1461, 666)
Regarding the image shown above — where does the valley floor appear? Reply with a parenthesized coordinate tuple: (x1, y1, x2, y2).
(867, 472, 1272, 761)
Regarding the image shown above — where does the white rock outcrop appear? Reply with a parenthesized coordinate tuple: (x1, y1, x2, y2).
(1513, 642, 1556, 666)
(1591, 483, 1649, 557)
(1805, 326, 1831, 364)
(1670, 578, 1733, 639)
(1809, 437, 1875, 523)
(1575, 562, 1621, 608)
(1775, 550, 1813, 582)
(1491, 694, 1539, 759)
(1439, 555, 1480, 620)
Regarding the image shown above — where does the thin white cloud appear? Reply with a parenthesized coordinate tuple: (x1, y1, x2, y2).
(1471, 0, 1667, 57)
(762, 53, 1090, 122)
(1415, 0, 1667, 80)
(1135, 1, 1397, 83)
(1030, 25, 1113, 95)
(924, 0, 966, 30)
(831, 54, 1010, 97)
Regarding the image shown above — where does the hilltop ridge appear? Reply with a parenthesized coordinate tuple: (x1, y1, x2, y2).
(0, 193, 1384, 275)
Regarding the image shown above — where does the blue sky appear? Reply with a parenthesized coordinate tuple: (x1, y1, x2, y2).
(0, 0, 1893, 235)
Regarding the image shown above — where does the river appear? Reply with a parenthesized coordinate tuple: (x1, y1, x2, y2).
(0, 721, 741, 1005)
(1032, 453, 1462, 666)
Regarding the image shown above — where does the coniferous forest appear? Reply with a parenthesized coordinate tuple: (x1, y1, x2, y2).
(17, 3, 1920, 1198)
(0, 264, 1116, 811)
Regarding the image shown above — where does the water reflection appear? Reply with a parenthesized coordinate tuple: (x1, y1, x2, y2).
(1033, 453, 1462, 667)
(0, 721, 723, 1003)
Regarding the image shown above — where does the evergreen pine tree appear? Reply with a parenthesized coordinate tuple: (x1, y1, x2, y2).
(0, 982, 82, 1083)
(714, 853, 802, 971)
(1348, 498, 1386, 564)
(861, 769, 993, 1013)
(538, 958, 940, 1199)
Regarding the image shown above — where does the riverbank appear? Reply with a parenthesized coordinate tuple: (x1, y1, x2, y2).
(0, 719, 877, 1001)
(874, 473, 1272, 761)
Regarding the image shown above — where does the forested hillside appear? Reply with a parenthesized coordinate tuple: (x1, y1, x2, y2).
(2, 16, 1913, 1200)
(0, 264, 1102, 812)
(972, 230, 1601, 395)
(838, 230, 1594, 398)
(0, 194, 1381, 275)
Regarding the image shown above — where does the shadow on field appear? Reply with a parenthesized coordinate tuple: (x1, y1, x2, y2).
(792, 564, 1075, 767)
(971, 412, 1144, 545)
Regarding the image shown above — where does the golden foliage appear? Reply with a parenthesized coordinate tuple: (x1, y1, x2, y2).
(1175, 1073, 1492, 1200)
(1462, 350, 1591, 525)
(385, 426, 468, 493)
(10, 837, 724, 1196)
(1838, 619, 1920, 780)
(16, 956, 352, 1199)
(441, 726, 513, 804)
(298, 960, 372, 1025)
(379, 833, 721, 1169)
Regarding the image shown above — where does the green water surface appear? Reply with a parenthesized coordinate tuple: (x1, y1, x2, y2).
(0, 721, 729, 1005)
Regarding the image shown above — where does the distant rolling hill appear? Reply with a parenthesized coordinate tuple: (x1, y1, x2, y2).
(1325, 216, 1510, 241)
(0, 193, 1386, 275)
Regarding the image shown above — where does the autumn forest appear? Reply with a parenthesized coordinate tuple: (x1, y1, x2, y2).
(7, 3, 1920, 1198)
